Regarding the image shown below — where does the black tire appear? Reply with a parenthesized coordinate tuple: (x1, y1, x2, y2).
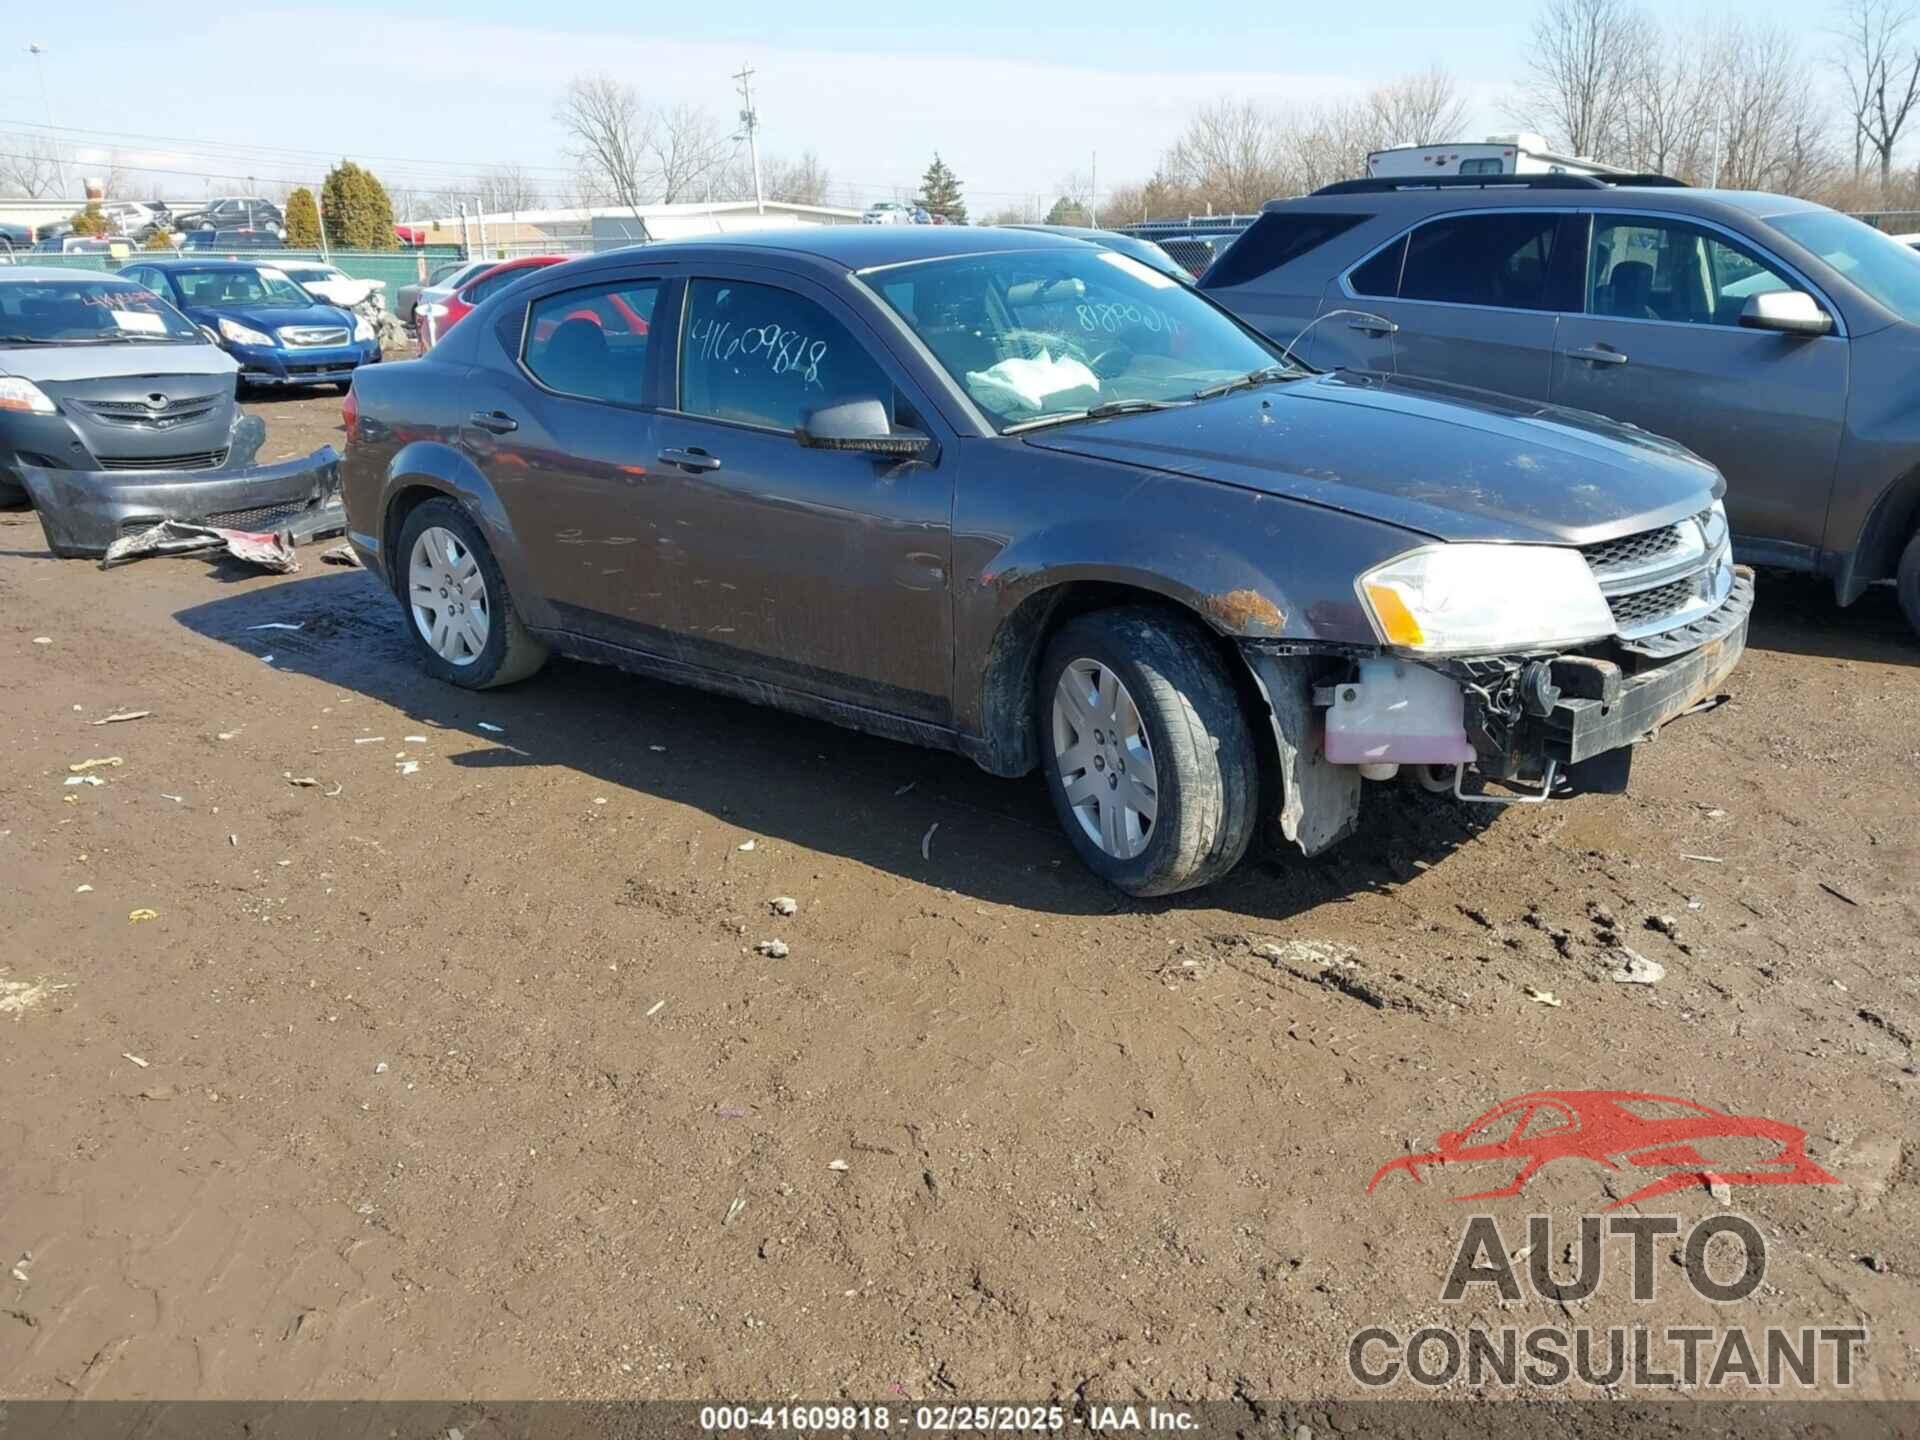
(394, 497, 548, 689)
(1898, 530, 1920, 639)
(1037, 606, 1259, 897)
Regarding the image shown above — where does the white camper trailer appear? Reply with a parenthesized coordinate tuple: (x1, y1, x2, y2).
(1366, 133, 1628, 180)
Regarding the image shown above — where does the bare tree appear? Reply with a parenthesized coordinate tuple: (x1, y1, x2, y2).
(556, 73, 651, 215)
(644, 103, 735, 203)
(1619, 44, 1723, 180)
(1156, 99, 1289, 215)
(1367, 66, 1470, 145)
(761, 149, 832, 206)
(1719, 22, 1838, 192)
(1834, 0, 1920, 186)
(0, 135, 65, 198)
(1518, 0, 1650, 158)
(476, 163, 544, 215)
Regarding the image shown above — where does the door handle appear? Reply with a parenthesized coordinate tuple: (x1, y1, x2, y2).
(1347, 318, 1398, 335)
(1568, 346, 1628, 367)
(658, 447, 722, 473)
(469, 409, 518, 434)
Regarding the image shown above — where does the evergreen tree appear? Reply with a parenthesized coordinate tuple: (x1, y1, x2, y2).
(68, 202, 110, 237)
(1044, 196, 1089, 227)
(285, 187, 322, 248)
(320, 161, 398, 251)
(916, 153, 967, 224)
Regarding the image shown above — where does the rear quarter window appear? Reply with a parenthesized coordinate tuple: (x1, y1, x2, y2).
(1201, 211, 1370, 289)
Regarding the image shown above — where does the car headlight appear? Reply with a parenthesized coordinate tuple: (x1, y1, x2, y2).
(217, 316, 274, 347)
(1357, 544, 1616, 654)
(353, 315, 375, 342)
(0, 376, 57, 415)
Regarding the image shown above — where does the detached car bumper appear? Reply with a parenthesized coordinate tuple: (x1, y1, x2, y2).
(21, 440, 343, 559)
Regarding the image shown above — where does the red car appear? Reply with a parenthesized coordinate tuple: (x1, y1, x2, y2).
(1367, 1090, 1839, 1209)
(417, 255, 569, 350)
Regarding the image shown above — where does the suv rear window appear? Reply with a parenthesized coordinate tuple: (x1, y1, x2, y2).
(1202, 212, 1369, 289)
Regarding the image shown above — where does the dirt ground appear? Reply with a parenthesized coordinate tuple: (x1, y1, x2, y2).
(1, 382, 1915, 1406)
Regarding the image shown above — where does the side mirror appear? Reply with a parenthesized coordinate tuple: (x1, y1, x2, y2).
(795, 397, 932, 459)
(198, 324, 221, 346)
(1739, 290, 1832, 336)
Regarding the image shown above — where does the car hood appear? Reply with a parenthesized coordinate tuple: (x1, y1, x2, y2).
(184, 303, 354, 332)
(1021, 370, 1721, 545)
(0, 342, 238, 382)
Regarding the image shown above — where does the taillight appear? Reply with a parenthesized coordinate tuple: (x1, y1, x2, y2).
(341, 385, 359, 439)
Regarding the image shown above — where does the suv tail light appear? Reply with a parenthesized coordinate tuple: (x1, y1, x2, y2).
(341, 384, 359, 439)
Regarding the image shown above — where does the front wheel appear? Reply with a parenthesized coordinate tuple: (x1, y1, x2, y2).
(1898, 530, 1920, 638)
(1038, 607, 1259, 896)
(394, 498, 548, 689)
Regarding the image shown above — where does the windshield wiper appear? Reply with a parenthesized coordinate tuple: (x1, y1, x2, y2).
(0, 333, 122, 346)
(1191, 364, 1301, 401)
(1003, 397, 1188, 435)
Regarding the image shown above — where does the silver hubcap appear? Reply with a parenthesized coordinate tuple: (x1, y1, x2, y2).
(408, 526, 490, 665)
(1052, 658, 1158, 860)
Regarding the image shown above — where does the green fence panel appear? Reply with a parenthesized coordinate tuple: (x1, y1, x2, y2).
(3, 246, 467, 295)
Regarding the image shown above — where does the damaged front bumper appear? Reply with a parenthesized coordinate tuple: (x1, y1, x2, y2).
(21, 416, 343, 559)
(1246, 567, 1754, 853)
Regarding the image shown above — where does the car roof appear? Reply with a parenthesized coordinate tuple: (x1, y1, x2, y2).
(0, 265, 140, 284)
(1266, 181, 1831, 224)
(140, 256, 279, 270)
(584, 224, 1086, 274)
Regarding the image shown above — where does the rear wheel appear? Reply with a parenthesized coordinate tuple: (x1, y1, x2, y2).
(1038, 607, 1259, 896)
(1898, 530, 1920, 638)
(395, 498, 547, 689)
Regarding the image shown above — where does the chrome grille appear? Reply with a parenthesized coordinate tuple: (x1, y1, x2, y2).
(1579, 525, 1684, 576)
(1607, 576, 1696, 629)
(1580, 508, 1733, 649)
(76, 394, 219, 428)
(279, 326, 350, 347)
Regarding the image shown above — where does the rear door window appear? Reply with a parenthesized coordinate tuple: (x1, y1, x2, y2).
(678, 278, 891, 431)
(1399, 212, 1567, 310)
(521, 280, 659, 405)
(1202, 212, 1369, 289)
(1348, 235, 1407, 297)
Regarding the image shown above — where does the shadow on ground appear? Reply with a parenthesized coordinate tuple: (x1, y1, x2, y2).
(1745, 570, 1914, 666)
(174, 570, 1505, 921)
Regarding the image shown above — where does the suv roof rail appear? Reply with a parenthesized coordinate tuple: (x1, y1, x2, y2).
(1307, 173, 1685, 197)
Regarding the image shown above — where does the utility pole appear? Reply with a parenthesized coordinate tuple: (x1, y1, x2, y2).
(26, 43, 67, 199)
(734, 63, 765, 215)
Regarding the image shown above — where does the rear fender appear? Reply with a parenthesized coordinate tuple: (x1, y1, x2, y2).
(380, 439, 555, 629)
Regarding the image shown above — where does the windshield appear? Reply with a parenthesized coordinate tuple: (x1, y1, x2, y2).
(1768, 210, 1920, 322)
(865, 248, 1283, 431)
(0, 278, 202, 345)
(172, 267, 313, 309)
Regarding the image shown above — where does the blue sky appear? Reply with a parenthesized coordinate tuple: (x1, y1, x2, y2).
(0, 1, 1843, 213)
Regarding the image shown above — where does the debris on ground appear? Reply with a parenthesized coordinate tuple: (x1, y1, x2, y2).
(921, 821, 939, 860)
(1611, 949, 1666, 985)
(127, 910, 158, 924)
(139, 1085, 176, 1101)
(1647, 914, 1682, 939)
(770, 896, 798, 916)
(827, 1159, 850, 1172)
(63, 775, 104, 788)
(738, 839, 757, 852)
(31, 637, 52, 646)
(646, 1000, 666, 1017)
(1680, 853, 1725, 864)
(397, 761, 420, 776)
(1820, 882, 1860, 907)
(122, 1052, 149, 1067)
(0, 978, 66, 1018)
(723, 1196, 747, 1226)
(320, 543, 360, 567)
(286, 775, 320, 788)
(754, 940, 790, 959)
(74, 885, 92, 894)
(1526, 987, 1564, 1007)
(352, 737, 387, 745)
(89, 711, 150, 726)
(68, 757, 124, 773)
(102, 521, 301, 574)
(1707, 1174, 1733, 1204)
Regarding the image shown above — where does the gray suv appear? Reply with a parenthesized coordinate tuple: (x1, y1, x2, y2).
(1200, 176, 1920, 634)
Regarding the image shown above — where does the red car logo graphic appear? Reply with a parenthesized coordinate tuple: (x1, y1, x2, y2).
(1368, 1090, 1839, 1209)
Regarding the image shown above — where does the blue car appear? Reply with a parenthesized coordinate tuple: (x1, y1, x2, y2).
(119, 257, 380, 391)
